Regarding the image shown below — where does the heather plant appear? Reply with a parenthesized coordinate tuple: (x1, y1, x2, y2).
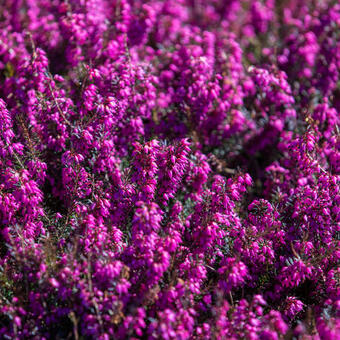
(0, 0, 339, 339)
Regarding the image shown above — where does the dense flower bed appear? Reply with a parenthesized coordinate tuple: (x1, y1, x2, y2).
(0, 1, 339, 339)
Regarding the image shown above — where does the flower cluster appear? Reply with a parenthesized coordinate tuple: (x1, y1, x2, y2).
(0, 0, 339, 339)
